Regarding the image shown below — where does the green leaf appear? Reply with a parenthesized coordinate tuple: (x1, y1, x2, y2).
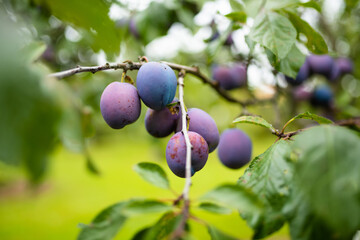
(141, 212, 183, 240)
(238, 140, 293, 238)
(121, 199, 173, 216)
(86, 154, 101, 175)
(249, 12, 297, 59)
(242, 0, 299, 17)
(0, 23, 61, 182)
(292, 126, 360, 238)
(78, 202, 128, 240)
(133, 162, 170, 189)
(278, 44, 306, 78)
(207, 225, 238, 240)
(285, 10, 328, 54)
(197, 202, 232, 214)
(21, 41, 46, 63)
(225, 12, 247, 23)
(299, 1, 321, 12)
(229, 0, 245, 12)
(201, 184, 263, 215)
(283, 184, 341, 240)
(233, 116, 276, 132)
(282, 111, 333, 132)
(34, 0, 121, 56)
(245, 35, 256, 52)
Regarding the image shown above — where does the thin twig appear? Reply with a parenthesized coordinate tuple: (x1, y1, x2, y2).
(48, 60, 273, 107)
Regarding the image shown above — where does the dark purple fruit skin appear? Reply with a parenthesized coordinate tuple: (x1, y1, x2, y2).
(336, 57, 353, 75)
(136, 62, 177, 110)
(285, 60, 310, 86)
(100, 82, 141, 129)
(212, 64, 247, 90)
(176, 108, 219, 153)
(166, 131, 209, 178)
(307, 55, 334, 78)
(310, 85, 333, 107)
(217, 129, 252, 169)
(145, 102, 179, 138)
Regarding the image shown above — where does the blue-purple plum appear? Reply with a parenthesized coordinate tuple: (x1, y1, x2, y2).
(176, 108, 219, 153)
(166, 131, 209, 178)
(336, 57, 353, 75)
(100, 82, 141, 129)
(217, 129, 252, 169)
(144, 100, 179, 138)
(212, 64, 247, 90)
(136, 62, 177, 110)
(285, 60, 310, 86)
(307, 55, 334, 78)
(310, 85, 333, 107)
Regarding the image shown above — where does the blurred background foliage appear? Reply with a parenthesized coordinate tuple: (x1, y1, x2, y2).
(0, 0, 359, 239)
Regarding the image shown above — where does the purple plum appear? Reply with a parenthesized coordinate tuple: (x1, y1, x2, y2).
(100, 82, 141, 129)
(176, 108, 219, 153)
(166, 131, 209, 178)
(217, 129, 252, 169)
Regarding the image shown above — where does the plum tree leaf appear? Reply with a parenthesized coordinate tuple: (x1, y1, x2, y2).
(278, 44, 306, 78)
(291, 125, 360, 237)
(21, 41, 46, 63)
(34, 0, 121, 57)
(229, 0, 245, 12)
(197, 202, 232, 215)
(249, 12, 297, 58)
(78, 202, 128, 240)
(140, 211, 183, 240)
(207, 225, 238, 240)
(238, 140, 293, 238)
(0, 27, 61, 182)
(282, 111, 333, 132)
(201, 184, 263, 216)
(285, 10, 328, 54)
(121, 199, 173, 216)
(299, 1, 321, 12)
(86, 154, 101, 175)
(233, 116, 276, 132)
(242, 0, 299, 17)
(133, 162, 170, 189)
(225, 12, 247, 23)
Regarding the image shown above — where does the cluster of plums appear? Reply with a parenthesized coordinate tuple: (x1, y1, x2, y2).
(286, 55, 353, 108)
(212, 63, 247, 90)
(100, 62, 253, 178)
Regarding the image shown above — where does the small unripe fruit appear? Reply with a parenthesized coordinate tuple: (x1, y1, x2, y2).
(166, 131, 209, 178)
(218, 129, 252, 169)
(176, 108, 219, 153)
(136, 62, 177, 110)
(100, 82, 141, 129)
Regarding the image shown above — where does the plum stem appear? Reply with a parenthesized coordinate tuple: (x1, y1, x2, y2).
(178, 69, 193, 201)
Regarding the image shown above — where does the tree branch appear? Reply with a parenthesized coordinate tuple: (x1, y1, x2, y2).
(48, 60, 273, 107)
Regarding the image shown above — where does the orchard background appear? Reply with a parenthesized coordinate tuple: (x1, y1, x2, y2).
(0, 0, 360, 239)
